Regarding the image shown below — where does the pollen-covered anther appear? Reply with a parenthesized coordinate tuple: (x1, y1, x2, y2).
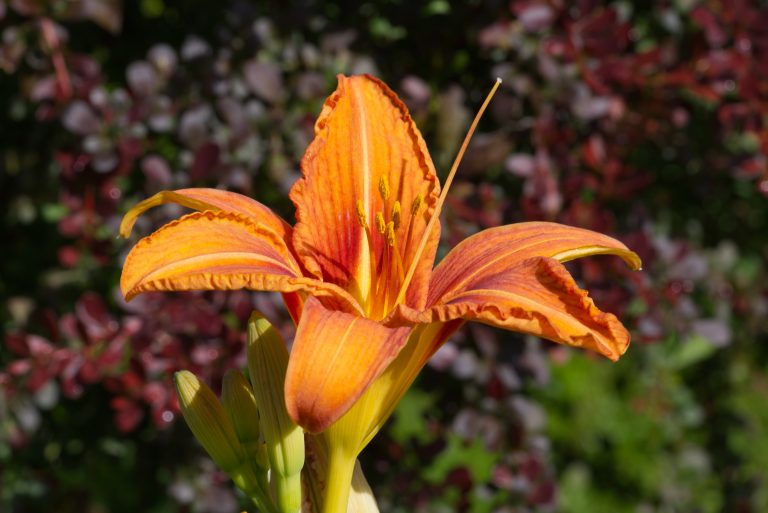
(355, 200, 367, 228)
(378, 175, 390, 201)
(386, 221, 396, 247)
(410, 194, 423, 215)
(392, 201, 401, 229)
(375, 212, 386, 234)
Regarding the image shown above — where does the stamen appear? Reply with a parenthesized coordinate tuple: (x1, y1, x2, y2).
(392, 201, 402, 229)
(375, 239, 391, 317)
(375, 212, 386, 234)
(356, 199, 377, 315)
(394, 78, 502, 306)
(355, 200, 367, 228)
(381, 221, 404, 317)
(389, 224, 406, 285)
(410, 194, 423, 215)
(378, 175, 390, 201)
(385, 221, 396, 247)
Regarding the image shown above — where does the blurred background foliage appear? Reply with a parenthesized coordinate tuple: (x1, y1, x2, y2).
(1, 0, 767, 512)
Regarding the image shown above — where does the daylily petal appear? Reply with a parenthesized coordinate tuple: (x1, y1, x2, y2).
(285, 297, 411, 433)
(119, 188, 292, 243)
(324, 320, 463, 456)
(290, 74, 440, 308)
(121, 211, 361, 314)
(415, 257, 632, 360)
(387, 223, 640, 360)
(426, 221, 641, 306)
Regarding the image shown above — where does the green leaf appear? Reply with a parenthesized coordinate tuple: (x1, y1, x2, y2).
(140, 0, 165, 18)
(423, 435, 497, 484)
(390, 388, 436, 443)
(41, 203, 68, 222)
(425, 0, 451, 15)
(668, 336, 717, 370)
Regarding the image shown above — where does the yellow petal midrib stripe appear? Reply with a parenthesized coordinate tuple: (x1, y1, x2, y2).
(141, 252, 299, 283)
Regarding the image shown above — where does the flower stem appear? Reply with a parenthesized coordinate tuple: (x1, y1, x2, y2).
(231, 464, 279, 513)
(322, 448, 357, 513)
(275, 472, 302, 513)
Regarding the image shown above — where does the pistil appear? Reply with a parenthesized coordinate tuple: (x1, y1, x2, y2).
(394, 78, 502, 306)
(355, 200, 378, 316)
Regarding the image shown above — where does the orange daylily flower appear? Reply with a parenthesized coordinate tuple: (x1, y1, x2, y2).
(120, 74, 641, 437)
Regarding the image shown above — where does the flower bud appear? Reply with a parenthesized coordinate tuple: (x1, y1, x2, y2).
(174, 370, 244, 473)
(348, 460, 380, 513)
(247, 313, 304, 513)
(221, 369, 268, 470)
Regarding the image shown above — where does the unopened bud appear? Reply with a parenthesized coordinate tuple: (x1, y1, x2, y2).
(247, 313, 304, 513)
(175, 371, 244, 473)
(221, 369, 268, 470)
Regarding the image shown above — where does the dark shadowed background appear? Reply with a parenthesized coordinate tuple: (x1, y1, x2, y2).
(1, 1, 767, 512)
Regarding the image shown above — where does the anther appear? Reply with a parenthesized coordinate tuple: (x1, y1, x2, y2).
(355, 200, 367, 228)
(378, 175, 390, 201)
(375, 212, 386, 234)
(411, 194, 423, 215)
(386, 221, 396, 246)
(392, 201, 402, 229)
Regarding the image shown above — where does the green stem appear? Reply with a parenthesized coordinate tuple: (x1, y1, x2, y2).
(322, 448, 356, 513)
(274, 471, 302, 513)
(232, 464, 279, 513)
